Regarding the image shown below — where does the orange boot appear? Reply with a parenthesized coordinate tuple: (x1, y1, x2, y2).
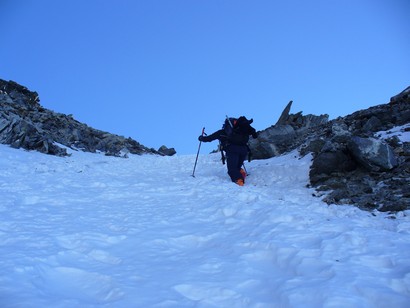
(235, 178, 244, 186)
(240, 168, 247, 181)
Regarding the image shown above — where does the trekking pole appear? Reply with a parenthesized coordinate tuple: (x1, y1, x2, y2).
(192, 127, 205, 177)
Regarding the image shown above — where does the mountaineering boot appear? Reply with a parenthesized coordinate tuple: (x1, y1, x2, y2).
(240, 168, 246, 181)
(235, 178, 244, 186)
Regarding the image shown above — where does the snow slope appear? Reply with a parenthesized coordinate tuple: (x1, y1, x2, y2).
(0, 144, 409, 307)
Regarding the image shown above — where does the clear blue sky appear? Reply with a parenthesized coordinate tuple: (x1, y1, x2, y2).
(1, 0, 409, 154)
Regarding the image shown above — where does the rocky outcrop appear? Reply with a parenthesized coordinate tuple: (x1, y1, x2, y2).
(0, 79, 173, 157)
(347, 136, 398, 171)
(158, 145, 177, 156)
(248, 87, 410, 212)
(304, 87, 410, 212)
(249, 100, 329, 159)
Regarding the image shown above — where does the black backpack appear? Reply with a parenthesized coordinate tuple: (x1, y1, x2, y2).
(219, 116, 253, 164)
(222, 117, 252, 145)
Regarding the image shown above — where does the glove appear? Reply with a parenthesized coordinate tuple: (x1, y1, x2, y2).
(198, 135, 204, 141)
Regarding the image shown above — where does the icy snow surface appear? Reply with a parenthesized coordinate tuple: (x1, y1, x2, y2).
(0, 144, 409, 307)
(377, 123, 410, 143)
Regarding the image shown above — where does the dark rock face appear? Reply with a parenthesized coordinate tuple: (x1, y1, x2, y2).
(250, 88, 410, 212)
(347, 136, 398, 171)
(305, 88, 410, 212)
(158, 145, 177, 156)
(249, 100, 329, 159)
(0, 79, 167, 157)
